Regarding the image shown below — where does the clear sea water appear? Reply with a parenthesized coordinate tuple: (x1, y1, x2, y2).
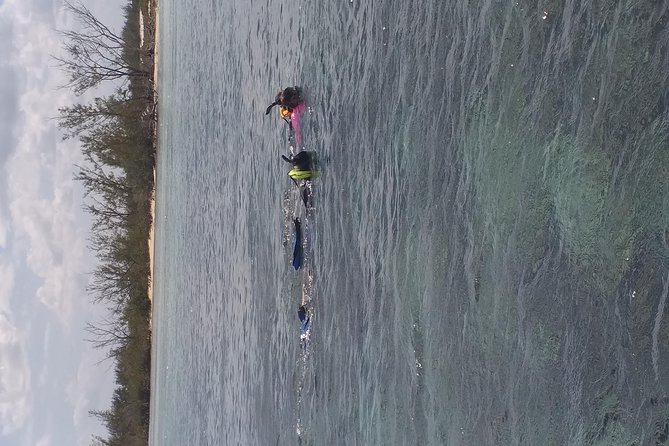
(150, 0, 669, 444)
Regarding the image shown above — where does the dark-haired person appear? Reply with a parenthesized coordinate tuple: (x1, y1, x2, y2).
(265, 86, 303, 116)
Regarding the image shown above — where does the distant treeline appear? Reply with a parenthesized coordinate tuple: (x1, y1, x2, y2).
(57, 1, 156, 445)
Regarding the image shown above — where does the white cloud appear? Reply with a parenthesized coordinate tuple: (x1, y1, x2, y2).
(3, 0, 91, 322)
(37, 323, 51, 388)
(66, 350, 114, 446)
(0, 313, 31, 435)
(0, 263, 15, 312)
(7, 138, 88, 319)
(35, 434, 51, 446)
(0, 214, 8, 248)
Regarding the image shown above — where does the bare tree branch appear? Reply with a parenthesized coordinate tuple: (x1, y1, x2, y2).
(56, 1, 150, 95)
(85, 317, 132, 359)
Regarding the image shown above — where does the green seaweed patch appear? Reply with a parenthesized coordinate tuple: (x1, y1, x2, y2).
(463, 91, 553, 271)
(533, 321, 561, 365)
(469, 266, 520, 364)
(545, 134, 635, 292)
(586, 390, 639, 446)
(652, 414, 669, 445)
(627, 120, 669, 239)
(546, 135, 610, 265)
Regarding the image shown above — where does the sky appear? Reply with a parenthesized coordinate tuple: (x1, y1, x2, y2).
(0, 0, 127, 444)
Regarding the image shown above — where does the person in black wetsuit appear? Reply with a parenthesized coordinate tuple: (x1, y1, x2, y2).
(282, 151, 315, 207)
(281, 150, 314, 171)
(265, 86, 303, 114)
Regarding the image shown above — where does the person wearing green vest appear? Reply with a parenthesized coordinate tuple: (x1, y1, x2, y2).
(282, 151, 316, 181)
(288, 168, 313, 180)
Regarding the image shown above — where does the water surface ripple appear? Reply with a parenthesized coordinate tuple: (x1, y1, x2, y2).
(151, 0, 669, 444)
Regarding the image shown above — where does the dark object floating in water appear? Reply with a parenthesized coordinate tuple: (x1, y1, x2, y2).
(293, 218, 303, 270)
(298, 304, 311, 333)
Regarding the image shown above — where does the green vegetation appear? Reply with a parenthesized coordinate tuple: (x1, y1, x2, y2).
(57, 1, 157, 445)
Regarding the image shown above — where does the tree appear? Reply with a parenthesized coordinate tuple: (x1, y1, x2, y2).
(85, 317, 132, 359)
(84, 196, 130, 233)
(58, 93, 140, 139)
(90, 436, 112, 446)
(87, 257, 133, 313)
(75, 157, 129, 203)
(79, 121, 134, 169)
(56, 1, 150, 95)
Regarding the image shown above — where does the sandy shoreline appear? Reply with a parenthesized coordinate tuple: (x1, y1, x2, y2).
(146, 0, 159, 326)
(148, 168, 155, 310)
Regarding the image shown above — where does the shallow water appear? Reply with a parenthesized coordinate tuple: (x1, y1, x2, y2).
(150, 0, 669, 444)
